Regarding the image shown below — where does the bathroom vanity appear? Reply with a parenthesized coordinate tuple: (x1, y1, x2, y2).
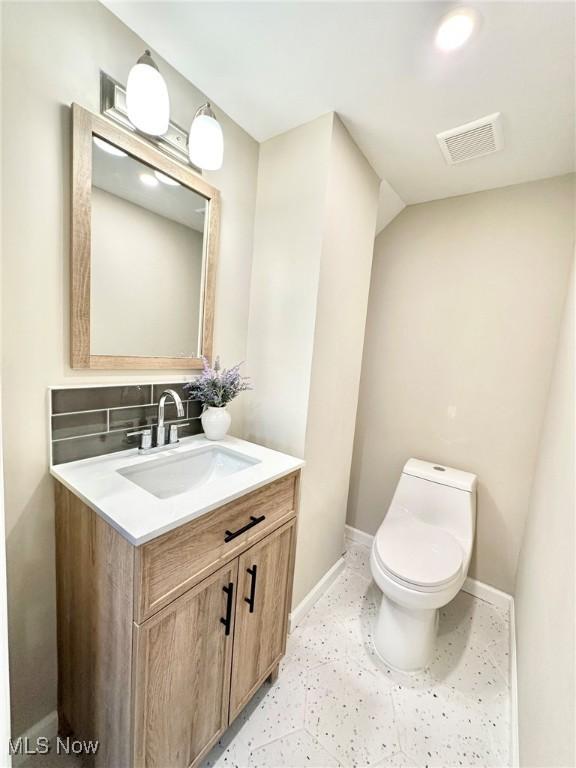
(52, 436, 303, 768)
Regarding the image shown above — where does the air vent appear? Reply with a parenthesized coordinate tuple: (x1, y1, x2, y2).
(437, 112, 503, 165)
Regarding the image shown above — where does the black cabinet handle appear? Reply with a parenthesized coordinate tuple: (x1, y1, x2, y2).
(244, 565, 257, 613)
(224, 515, 266, 543)
(220, 582, 233, 636)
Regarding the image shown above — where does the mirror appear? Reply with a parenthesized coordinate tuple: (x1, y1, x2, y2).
(71, 104, 219, 369)
(91, 138, 207, 358)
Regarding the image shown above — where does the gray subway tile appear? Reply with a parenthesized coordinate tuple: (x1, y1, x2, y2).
(52, 411, 108, 440)
(51, 383, 205, 464)
(52, 431, 132, 465)
(110, 403, 184, 431)
(176, 419, 203, 440)
(51, 385, 152, 415)
(52, 418, 203, 464)
(188, 400, 202, 420)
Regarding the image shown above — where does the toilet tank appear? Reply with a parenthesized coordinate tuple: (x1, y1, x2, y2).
(390, 459, 477, 549)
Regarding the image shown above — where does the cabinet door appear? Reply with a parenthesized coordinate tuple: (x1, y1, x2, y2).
(133, 562, 237, 768)
(229, 520, 296, 720)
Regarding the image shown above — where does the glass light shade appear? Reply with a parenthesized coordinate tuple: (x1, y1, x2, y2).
(435, 9, 477, 51)
(188, 107, 224, 170)
(126, 52, 170, 136)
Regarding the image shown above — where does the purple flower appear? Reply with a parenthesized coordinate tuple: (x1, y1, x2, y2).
(184, 357, 252, 408)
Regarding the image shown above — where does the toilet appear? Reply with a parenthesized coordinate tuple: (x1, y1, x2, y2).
(370, 458, 477, 671)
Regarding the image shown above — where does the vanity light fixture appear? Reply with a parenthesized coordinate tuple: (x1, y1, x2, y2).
(154, 170, 180, 186)
(435, 7, 478, 51)
(139, 172, 159, 188)
(92, 136, 128, 157)
(188, 103, 224, 171)
(126, 50, 170, 136)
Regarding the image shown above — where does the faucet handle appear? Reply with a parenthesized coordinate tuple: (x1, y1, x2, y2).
(127, 428, 153, 451)
(169, 422, 190, 444)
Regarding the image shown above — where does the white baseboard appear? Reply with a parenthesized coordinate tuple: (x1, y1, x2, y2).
(345, 525, 514, 609)
(462, 577, 513, 610)
(289, 556, 346, 632)
(11, 710, 58, 767)
(344, 524, 374, 548)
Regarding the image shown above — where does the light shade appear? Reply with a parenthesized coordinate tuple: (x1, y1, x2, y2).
(188, 104, 224, 170)
(126, 50, 170, 136)
(435, 8, 478, 51)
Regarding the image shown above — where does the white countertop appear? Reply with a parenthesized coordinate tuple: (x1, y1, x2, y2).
(50, 435, 304, 546)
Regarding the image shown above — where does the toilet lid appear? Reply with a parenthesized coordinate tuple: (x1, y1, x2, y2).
(374, 518, 463, 588)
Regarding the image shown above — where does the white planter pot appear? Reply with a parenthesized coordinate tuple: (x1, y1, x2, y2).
(201, 406, 231, 440)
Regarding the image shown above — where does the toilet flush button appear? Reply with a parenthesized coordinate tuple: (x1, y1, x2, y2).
(433, 466, 446, 471)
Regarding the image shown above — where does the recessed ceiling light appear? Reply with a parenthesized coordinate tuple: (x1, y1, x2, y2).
(154, 170, 180, 187)
(92, 136, 127, 157)
(140, 173, 159, 188)
(435, 8, 478, 52)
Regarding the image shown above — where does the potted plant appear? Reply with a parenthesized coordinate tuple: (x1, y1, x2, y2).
(184, 357, 251, 440)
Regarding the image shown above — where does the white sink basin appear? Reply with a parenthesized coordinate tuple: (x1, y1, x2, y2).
(52, 435, 304, 544)
(118, 445, 260, 499)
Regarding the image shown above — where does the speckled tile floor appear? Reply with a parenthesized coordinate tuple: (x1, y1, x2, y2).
(21, 543, 511, 768)
(202, 541, 512, 768)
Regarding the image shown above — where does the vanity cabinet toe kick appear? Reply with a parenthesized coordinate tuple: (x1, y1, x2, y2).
(55, 470, 300, 768)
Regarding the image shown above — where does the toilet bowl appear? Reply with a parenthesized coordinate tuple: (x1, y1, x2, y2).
(370, 458, 477, 671)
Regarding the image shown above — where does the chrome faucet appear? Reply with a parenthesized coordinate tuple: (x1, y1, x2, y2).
(128, 389, 188, 454)
(156, 389, 185, 446)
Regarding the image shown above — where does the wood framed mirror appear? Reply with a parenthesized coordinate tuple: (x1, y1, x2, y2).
(70, 103, 220, 369)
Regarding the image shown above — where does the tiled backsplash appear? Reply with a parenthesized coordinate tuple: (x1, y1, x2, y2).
(50, 382, 202, 464)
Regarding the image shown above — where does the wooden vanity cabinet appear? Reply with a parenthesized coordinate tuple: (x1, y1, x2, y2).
(133, 564, 237, 768)
(55, 471, 299, 768)
(230, 524, 295, 720)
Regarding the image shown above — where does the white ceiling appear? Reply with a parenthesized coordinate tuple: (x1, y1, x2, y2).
(104, 1, 575, 231)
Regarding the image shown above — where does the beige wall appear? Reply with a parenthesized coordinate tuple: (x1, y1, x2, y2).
(246, 114, 379, 605)
(514, 258, 575, 767)
(347, 175, 575, 593)
(91, 188, 203, 357)
(245, 114, 332, 457)
(296, 117, 379, 603)
(1, 1, 258, 735)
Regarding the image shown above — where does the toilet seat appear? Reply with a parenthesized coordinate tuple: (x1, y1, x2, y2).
(373, 518, 463, 590)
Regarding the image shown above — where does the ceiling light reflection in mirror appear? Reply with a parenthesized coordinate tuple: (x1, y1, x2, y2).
(93, 136, 128, 158)
(139, 172, 159, 188)
(154, 170, 180, 187)
(92, 137, 206, 230)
